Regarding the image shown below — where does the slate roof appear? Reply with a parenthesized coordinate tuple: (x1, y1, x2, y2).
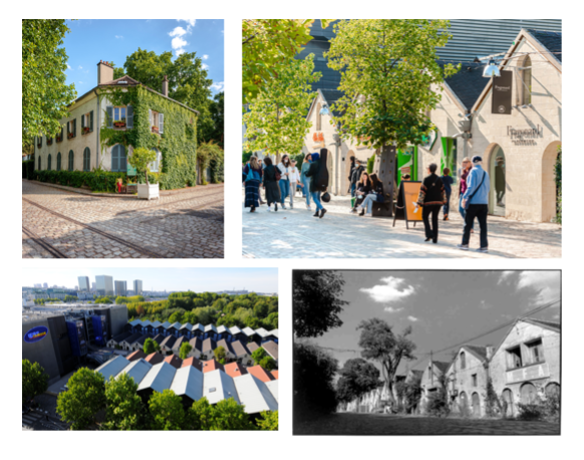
(151, 333, 165, 345)
(160, 335, 177, 349)
(463, 345, 489, 361)
(181, 356, 203, 371)
(122, 332, 144, 345)
(432, 361, 451, 374)
(217, 339, 234, 355)
(247, 342, 260, 354)
(135, 334, 153, 346)
(527, 29, 562, 63)
(163, 355, 183, 369)
(172, 336, 186, 351)
(230, 340, 250, 358)
(202, 338, 217, 354)
(126, 349, 147, 362)
(145, 352, 165, 365)
(98, 74, 141, 88)
(522, 317, 561, 332)
(438, 60, 490, 111)
(262, 340, 279, 361)
(110, 331, 132, 343)
(189, 337, 203, 352)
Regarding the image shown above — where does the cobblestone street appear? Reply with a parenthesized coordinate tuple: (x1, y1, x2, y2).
(294, 412, 560, 435)
(242, 191, 561, 258)
(22, 180, 224, 258)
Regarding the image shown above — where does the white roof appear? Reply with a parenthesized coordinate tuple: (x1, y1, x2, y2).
(138, 362, 177, 393)
(242, 327, 256, 336)
(193, 323, 204, 332)
(268, 329, 278, 338)
(161, 321, 171, 329)
(115, 358, 152, 386)
(171, 366, 204, 401)
(264, 380, 279, 403)
(255, 328, 269, 338)
(140, 320, 152, 327)
(204, 324, 217, 333)
(203, 369, 239, 405)
(216, 325, 228, 334)
(150, 320, 162, 328)
(180, 322, 193, 331)
(233, 374, 279, 414)
(129, 319, 142, 326)
(96, 355, 131, 382)
(229, 326, 242, 335)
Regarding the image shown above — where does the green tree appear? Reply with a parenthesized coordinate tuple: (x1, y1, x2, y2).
(243, 55, 321, 161)
(104, 373, 144, 430)
(256, 410, 278, 430)
(242, 19, 332, 102)
(214, 346, 227, 364)
(22, 20, 77, 148)
(128, 147, 157, 186)
(357, 319, 416, 405)
(335, 358, 381, 403)
(94, 296, 113, 304)
(251, 347, 268, 365)
(259, 356, 276, 371)
(209, 398, 254, 430)
(143, 337, 160, 355)
(326, 19, 458, 210)
(293, 270, 347, 338)
(209, 91, 224, 147)
(197, 141, 224, 185)
(22, 359, 49, 404)
(56, 368, 105, 430)
(179, 342, 193, 360)
(148, 389, 185, 430)
(187, 397, 214, 430)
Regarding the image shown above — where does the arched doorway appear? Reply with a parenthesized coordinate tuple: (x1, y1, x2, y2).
(502, 388, 514, 417)
(520, 382, 537, 404)
(542, 141, 561, 222)
(488, 144, 506, 216)
(471, 392, 481, 417)
(459, 391, 468, 416)
(545, 382, 560, 398)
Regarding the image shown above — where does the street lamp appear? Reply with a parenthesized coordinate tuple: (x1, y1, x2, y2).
(482, 59, 501, 78)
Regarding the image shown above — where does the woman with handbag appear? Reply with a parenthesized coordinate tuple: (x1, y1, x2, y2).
(304, 148, 329, 218)
(357, 173, 384, 217)
(262, 157, 281, 212)
(242, 156, 263, 212)
(417, 163, 447, 243)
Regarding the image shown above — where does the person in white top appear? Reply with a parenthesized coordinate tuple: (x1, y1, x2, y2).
(277, 155, 292, 209)
(288, 159, 303, 209)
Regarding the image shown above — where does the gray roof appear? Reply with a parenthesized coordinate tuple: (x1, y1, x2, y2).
(180, 322, 193, 331)
(170, 366, 204, 401)
(96, 355, 130, 382)
(170, 322, 182, 330)
(264, 379, 279, 403)
(189, 337, 203, 352)
(150, 320, 162, 328)
(203, 369, 239, 405)
(526, 29, 562, 63)
(110, 330, 132, 343)
(160, 335, 177, 349)
(122, 332, 144, 345)
(140, 320, 152, 328)
(135, 334, 153, 346)
(192, 323, 205, 332)
(232, 374, 278, 414)
(216, 325, 228, 334)
(115, 358, 152, 386)
(138, 362, 177, 393)
(255, 328, 269, 338)
(129, 319, 142, 326)
(172, 336, 186, 351)
(202, 338, 217, 353)
(161, 321, 172, 329)
(217, 339, 234, 355)
(230, 340, 250, 358)
(204, 324, 217, 333)
(262, 340, 279, 360)
(438, 60, 489, 111)
(151, 333, 165, 345)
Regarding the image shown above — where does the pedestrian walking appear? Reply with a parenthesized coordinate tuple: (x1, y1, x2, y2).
(277, 155, 292, 209)
(242, 156, 263, 213)
(348, 156, 356, 196)
(257, 158, 266, 204)
(288, 159, 302, 209)
(441, 167, 454, 220)
(262, 157, 281, 211)
(305, 148, 330, 218)
(458, 157, 474, 232)
(495, 156, 506, 206)
(417, 163, 447, 243)
(349, 158, 365, 199)
(357, 173, 384, 217)
(458, 155, 490, 252)
(301, 153, 312, 209)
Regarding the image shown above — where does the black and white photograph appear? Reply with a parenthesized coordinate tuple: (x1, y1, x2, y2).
(293, 270, 560, 435)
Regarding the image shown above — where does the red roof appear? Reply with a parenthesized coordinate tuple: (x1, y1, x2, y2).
(163, 355, 183, 369)
(224, 362, 248, 378)
(201, 359, 225, 373)
(247, 365, 274, 383)
(270, 370, 279, 380)
(181, 356, 203, 371)
(126, 349, 146, 362)
(145, 352, 164, 365)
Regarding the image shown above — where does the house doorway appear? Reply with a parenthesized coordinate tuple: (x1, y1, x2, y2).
(520, 382, 537, 404)
(459, 391, 468, 416)
(471, 392, 481, 417)
(502, 388, 514, 417)
(542, 141, 561, 222)
(489, 144, 506, 216)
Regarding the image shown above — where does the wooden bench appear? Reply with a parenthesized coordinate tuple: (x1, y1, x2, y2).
(371, 201, 392, 217)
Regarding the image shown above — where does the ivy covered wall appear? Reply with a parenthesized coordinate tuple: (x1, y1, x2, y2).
(99, 86, 198, 190)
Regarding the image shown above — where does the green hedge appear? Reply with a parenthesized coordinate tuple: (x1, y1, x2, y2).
(23, 160, 35, 179)
(31, 170, 128, 193)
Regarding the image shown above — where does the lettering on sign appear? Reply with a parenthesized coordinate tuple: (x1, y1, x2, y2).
(507, 125, 544, 146)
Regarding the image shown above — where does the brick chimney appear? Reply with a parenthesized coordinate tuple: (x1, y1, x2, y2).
(97, 60, 114, 85)
(162, 75, 169, 97)
(486, 345, 494, 360)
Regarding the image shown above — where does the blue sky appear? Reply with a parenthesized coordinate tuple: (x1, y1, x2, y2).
(63, 19, 224, 99)
(307, 270, 560, 374)
(22, 268, 278, 294)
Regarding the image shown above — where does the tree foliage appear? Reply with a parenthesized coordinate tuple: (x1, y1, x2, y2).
(251, 347, 268, 365)
(148, 389, 185, 430)
(128, 147, 157, 186)
(214, 346, 227, 364)
(357, 319, 416, 401)
(243, 55, 321, 159)
(56, 368, 105, 430)
(336, 358, 381, 403)
(259, 356, 277, 371)
(242, 20, 332, 102)
(104, 374, 144, 430)
(256, 410, 278, 430)
(143, 337, 160, 355)
(179, 342, 193, 360)
(22, 20, 77, 147)
(293, 270, 347, 338)
(22, 359, 49, 404)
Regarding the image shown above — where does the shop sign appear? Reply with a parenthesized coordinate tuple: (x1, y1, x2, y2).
(24, 326, 48, 343)
(507, 125, 544, 146)
(492, 70, 513, 115)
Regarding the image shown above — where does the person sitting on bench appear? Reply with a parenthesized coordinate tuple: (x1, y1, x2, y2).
(357, 173, 384, 217)
(350, 172, 371, 212)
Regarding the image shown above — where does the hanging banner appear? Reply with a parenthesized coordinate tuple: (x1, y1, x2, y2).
(492, 70, 513, 115)
(24, 326, 48, 344)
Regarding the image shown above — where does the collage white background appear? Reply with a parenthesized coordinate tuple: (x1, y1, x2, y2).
(8, 5, 578, 459)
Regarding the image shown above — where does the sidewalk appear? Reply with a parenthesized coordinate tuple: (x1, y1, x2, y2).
(242, 191, 561, 258)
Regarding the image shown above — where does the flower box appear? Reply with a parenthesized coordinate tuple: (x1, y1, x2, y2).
(67, 133, 75, 139)
(137, 183, 159, 200)
(82, 127, 91, 134)
(113, 121, 126, 128)
(56, 136, 62, 143)
(151, 126, 159, 134)
(47, 138, 53, 145)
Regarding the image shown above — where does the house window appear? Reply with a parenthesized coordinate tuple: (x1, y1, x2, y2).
(68, 150, 74, 171)
(460, 351, 466, 369)
(150, 149, 162, 172)
(527, 338, 544, 364)
(47, 137, 53, 146)
(47, 154, 52, 171)
(67, 119, 76, 139)
(37, 136, 42, 148)
(507, 346, 522, 369)
(83, 148, 90, 171)
(81, 111, 94, 134)
(114, 106, 126, 124)
(150, 110, 164, 134)
(472, 373, 477, 387)
(56, 152, 62, 171)
(520, 55, 532, 105)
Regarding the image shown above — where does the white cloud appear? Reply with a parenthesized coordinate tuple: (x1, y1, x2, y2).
(177, 19, 196, 27)
(115, 35, 124, 39)
(384, 307, 403, 313)
(169, 24, 195, 56)
(210, 82, 224, 92)
(408, 316, 418, 322)
(498, 271, 514, 284)
(202, 63, 209, 70)
(202, 54, 209, 60)
(516, 271, 561, 307)
(78, 65, 83, 70)
(360, 276, 415, 304)
(479, 299, 492, 310)
(78, 81, 83, 84)
(169, 26, 187, 38)
(171, 37, 188, 56)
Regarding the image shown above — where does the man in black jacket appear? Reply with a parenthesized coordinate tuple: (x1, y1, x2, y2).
(417, 163, 446, 244)
(349, 159, 364, 197)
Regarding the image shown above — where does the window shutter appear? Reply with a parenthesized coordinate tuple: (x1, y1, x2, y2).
(111, 146, 119, 172)
(159, 113, 164, 134)
(90, 111, 94, 131)
(120, 145, 127, 171)
(81, 115, 85, 129)
(67, 122, 70, 136)
(127, 105, 133, 129)
(73, 119, 77, 136)
(107, 106, 113, 128)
